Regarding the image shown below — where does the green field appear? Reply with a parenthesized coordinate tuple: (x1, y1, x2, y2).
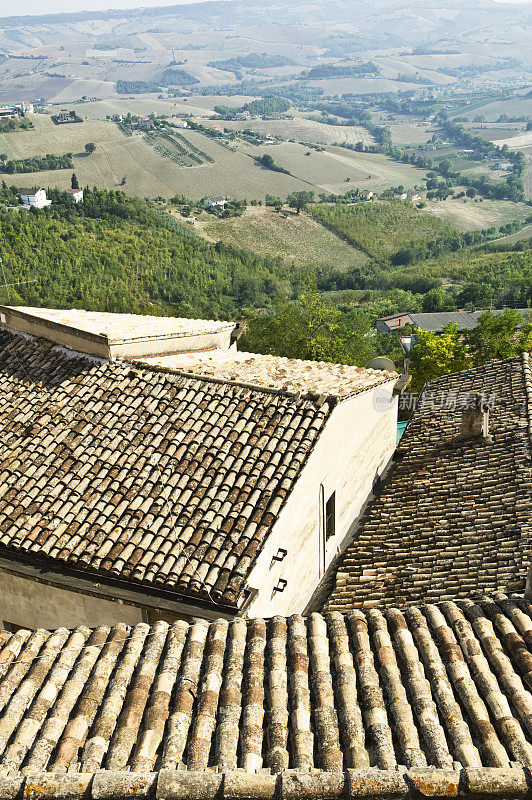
(198, 205, 370, 273)
(0, 111, 434, 200)
(309, 200, 455, 261)
(320, 147, 429, 191)
(424, 196, 531, 232)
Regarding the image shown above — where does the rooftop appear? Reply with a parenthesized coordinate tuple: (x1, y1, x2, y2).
(0, 328, 334, 609)
(410, 310, 530, 333)
(0, 594, 529, 799)
(136, 348, 395, 399)
(377, 310, 530, 334)
(0, 306, 235, 359)
(327, 354, 532, 611)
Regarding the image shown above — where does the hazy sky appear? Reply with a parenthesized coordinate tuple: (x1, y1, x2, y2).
(2, 0, 528, 16)
(1, 0, 224, 16)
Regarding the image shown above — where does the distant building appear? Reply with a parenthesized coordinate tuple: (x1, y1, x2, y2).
(204, 196, 226, 209)
(376, 308, 530, 335)
(497, 161, 513, 171)
(54, 110, 72, 123)
(0, 102, 33, 118)
(236, 110, 251, 120)
(211, 123, 225, 133)
(65, 188, 84, 203)
(172, 119, 188, 128)
(19, 188, 52, 209)
(0, 107, 17, 119)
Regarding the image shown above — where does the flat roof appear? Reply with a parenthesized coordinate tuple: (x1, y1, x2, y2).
(0, 306, 235, 359)
(135, 348, 396, 398)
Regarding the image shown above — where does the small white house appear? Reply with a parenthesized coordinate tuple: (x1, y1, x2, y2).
(65, 188, 84, 203)
(173, 119, 188, 128)
(19, 189, 52, 209)
(204, 196, 226, 209)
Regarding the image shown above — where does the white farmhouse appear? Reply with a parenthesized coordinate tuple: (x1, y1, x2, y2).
(19, 188, 52, 209)
(204, 196, 226, 209)
(65, 188, 84, 203)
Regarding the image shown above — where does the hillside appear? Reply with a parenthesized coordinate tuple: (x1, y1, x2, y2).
(0, 188, 304, 318)
(197, 205, 370, 272)
(309, 200, 456, 261)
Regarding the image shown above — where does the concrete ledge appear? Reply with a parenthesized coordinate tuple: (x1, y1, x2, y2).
(0, 768, 529, 800)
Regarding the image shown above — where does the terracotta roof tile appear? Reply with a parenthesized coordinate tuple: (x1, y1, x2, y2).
(136, 349, 395, 398)
(0, 330, 335, 608)
(327, 355, 532, 611)
(0, 596, 529, 798)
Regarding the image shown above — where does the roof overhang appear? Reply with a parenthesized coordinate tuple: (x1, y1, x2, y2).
(0, 551, 245, 621)
(0, 766, 528, 800)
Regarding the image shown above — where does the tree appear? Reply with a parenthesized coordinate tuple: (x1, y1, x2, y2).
(240, 277, 378, 365)
(410, 323, 468, 393)
(421, 286, 453, 312)
(85, 142, 96, 155)
(465, 310, 532, 366)
(265, 194, 283, 212)
(71, 173, 79, 190)
(287, 190, 315, 214)
(466, 187, 476, 198)
(457, 282, 494, 309)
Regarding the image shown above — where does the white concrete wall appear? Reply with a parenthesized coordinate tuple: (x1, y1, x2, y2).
(245, 381, 398, 617)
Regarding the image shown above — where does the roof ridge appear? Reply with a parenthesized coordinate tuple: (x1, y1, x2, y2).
(129, 358, 338, 405)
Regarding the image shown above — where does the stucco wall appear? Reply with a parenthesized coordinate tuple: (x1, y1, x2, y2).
(245, 381, 398, 617)
(0, 569, 144, 629)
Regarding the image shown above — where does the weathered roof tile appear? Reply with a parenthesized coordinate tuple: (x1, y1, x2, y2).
(327, 355, 532, 611)
(0, 330, 343, 608)
(0, 597, 529, 783)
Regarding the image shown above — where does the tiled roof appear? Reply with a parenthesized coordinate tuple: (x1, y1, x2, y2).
(0, 329, 332, 608)
(409, 310, 529, 333)
(136, 349, 395, 399)
(327, 354, 532, 611)
(0, 595, 530, 798)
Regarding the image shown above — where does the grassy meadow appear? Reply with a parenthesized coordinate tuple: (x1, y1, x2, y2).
(309, 200, 455, 261)
(198, 205, 370, 273)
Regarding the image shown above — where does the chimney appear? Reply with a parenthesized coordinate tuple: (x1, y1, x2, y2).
(457, 393, 491, 442)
